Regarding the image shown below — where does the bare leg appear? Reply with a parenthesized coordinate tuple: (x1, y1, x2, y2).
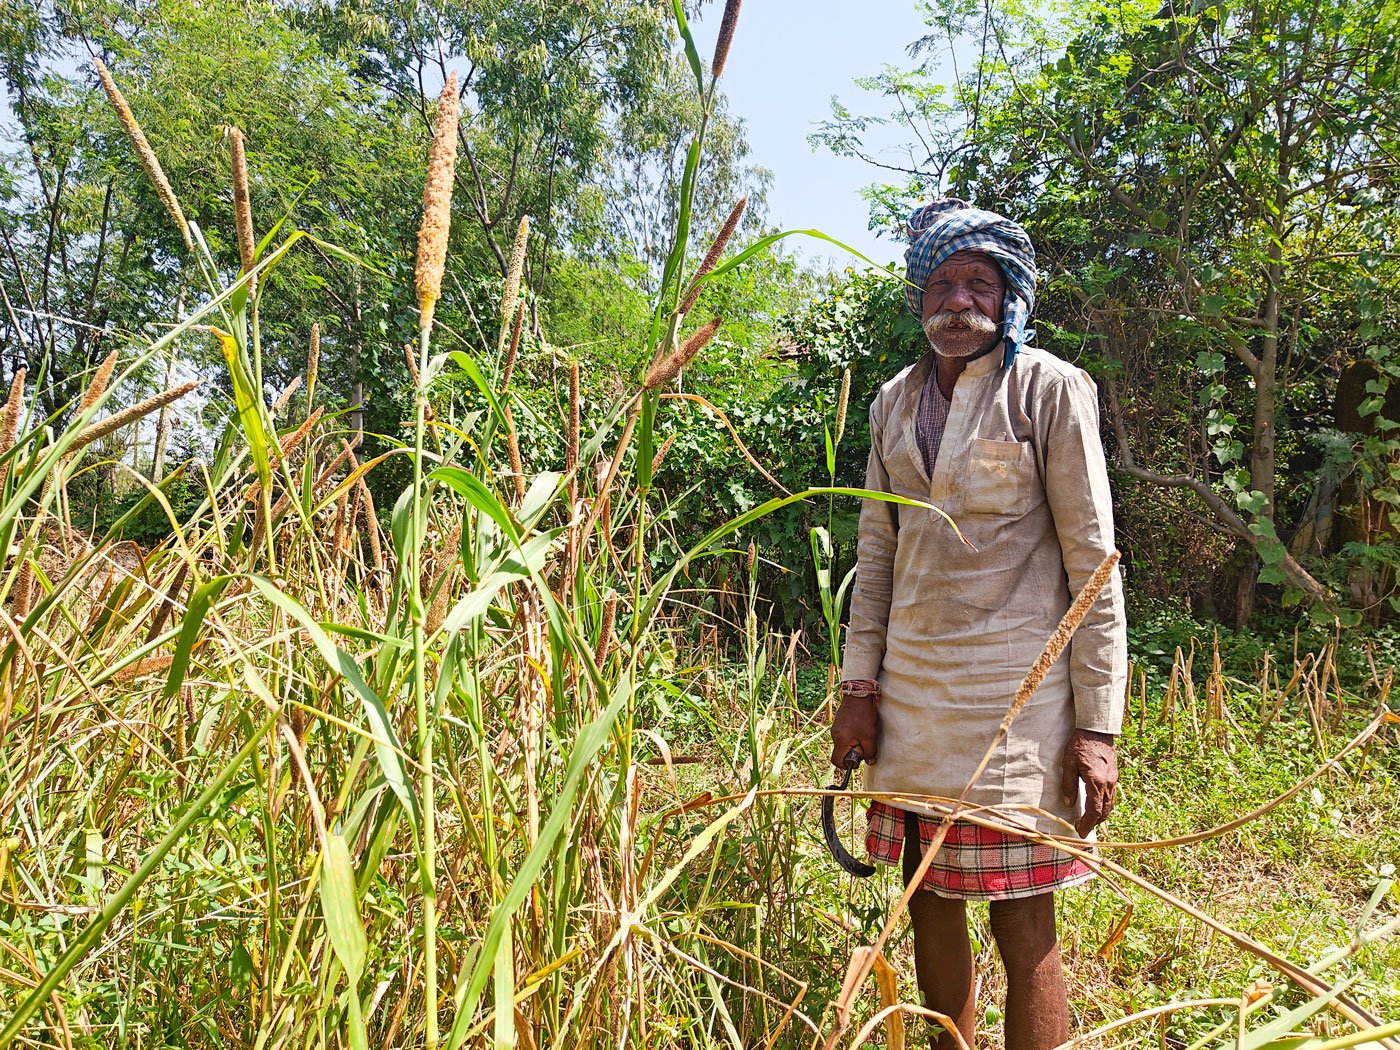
(988, 893, 1069, 1050)
(904, 818, 977, 1050)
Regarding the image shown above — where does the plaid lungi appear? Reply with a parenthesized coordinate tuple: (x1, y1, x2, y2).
(866, 801, 1094, 900)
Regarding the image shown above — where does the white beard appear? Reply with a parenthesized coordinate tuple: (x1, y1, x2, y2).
(922, 310, 999, 358)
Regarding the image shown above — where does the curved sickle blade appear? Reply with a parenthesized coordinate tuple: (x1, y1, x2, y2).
(821, 762, 876, 878)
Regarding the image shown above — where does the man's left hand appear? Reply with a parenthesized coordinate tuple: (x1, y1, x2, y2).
(1061, 729, 1118, 837)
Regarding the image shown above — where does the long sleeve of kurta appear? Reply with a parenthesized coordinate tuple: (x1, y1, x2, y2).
(842, 394, 897, 682)
(1039, 371, 1128, 734)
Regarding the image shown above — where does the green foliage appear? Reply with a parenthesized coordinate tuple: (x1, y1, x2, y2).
(815, 0, 1400, 622)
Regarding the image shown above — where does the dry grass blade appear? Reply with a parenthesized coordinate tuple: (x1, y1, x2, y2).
(415, 72, 459, 332)
(69, 381, 198, 454)
(1035, 832, 1393, 1036)
(660, 392, 789, 495)
(644, 317, 722, 390)
(93, 57, 191, 249)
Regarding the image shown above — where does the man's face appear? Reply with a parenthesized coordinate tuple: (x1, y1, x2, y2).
(920, 250, 1005, 359)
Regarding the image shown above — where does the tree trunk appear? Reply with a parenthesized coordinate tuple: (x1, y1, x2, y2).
(150, 284, 184, 483)
(349, 271, 364, 447)
(1236, 108, 1289, 627)
(1235, 555, 1258, 628)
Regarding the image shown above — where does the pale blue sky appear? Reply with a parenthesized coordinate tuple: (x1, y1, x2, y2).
(689, 1, 957, 271)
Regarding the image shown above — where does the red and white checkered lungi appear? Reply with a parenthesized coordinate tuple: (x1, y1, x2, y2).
(866, 801, 1094, 900)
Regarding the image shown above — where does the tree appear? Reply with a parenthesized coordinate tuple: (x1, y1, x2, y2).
(816, 0, 1400, 622)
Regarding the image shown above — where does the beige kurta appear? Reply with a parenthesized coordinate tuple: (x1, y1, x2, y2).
(841, 346, 1127, 835)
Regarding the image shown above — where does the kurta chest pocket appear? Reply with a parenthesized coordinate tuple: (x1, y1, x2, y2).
(961, 438, 1040, 516)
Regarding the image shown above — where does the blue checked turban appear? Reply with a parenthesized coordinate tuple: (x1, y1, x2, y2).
(905, 198, 1038, 368)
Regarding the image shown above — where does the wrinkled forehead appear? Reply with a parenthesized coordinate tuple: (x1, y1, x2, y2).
(926, 249, 1005, 283)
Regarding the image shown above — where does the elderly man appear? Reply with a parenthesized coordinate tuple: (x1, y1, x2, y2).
(831, 199, 1127, 1050)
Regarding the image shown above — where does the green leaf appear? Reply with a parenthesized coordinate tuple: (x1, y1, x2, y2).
(1234, 972, 1361, 1050)
(669, 0, 706, 97)
(431, 466, 517, 539)
(445, 674, 634, 1047)
(163, 576, 233, 702)
(1236, 489, 1268, 515)
(320, 833, 367, 981)
(248, 577, 421, 836)
(212, 327, 272, 498)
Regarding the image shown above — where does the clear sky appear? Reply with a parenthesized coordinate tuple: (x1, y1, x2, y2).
(688, 1, 951, 272)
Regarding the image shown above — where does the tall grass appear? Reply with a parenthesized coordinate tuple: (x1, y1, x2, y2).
(1, 5, 1398, 1049)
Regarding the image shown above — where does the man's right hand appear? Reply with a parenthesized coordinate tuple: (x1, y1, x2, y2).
(830, 688, 881, 767)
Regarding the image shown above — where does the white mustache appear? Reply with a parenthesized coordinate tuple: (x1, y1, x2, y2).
(923, 309, 999, 336)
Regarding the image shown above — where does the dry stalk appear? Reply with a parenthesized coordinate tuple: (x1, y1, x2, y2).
(567, 360, 581, 498)
(644, 316, 722, 390)
(402, 341, 421, 389)
(983, 552, 1121, 763)
(681, 197, 746, 314)
(93, 57, 192, 249)
(69, 381, 198, 455)
(228, 127, 256, 293)
(414, 73, 459, 332)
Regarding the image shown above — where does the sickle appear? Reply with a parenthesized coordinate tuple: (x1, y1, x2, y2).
(822, 747, 876, 878)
